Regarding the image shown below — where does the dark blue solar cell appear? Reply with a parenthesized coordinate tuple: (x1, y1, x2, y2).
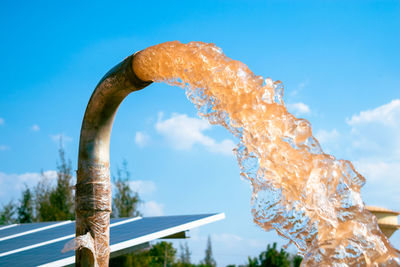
(110, 214, 216, 244)
(0, 214, 221, 267)
(0, 218, 130, 254)
(0, 221, 60, 238)
(0, 239, 74, 266)
(0, 222, 74, 254)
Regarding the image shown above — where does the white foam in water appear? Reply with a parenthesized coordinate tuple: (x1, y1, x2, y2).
(132, 41, 400, 266)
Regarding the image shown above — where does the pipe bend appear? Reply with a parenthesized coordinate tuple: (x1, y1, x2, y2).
(78, 54, 152, 176)
(75, 53, 152, 267)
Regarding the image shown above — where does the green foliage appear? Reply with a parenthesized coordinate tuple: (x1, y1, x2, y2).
(110, 241, 180, 267)
(0, 200, 16, 225)
(108, 160, 144, 265)
(17, 186, 34, 223)
(50, 145, 75, 220)
(112, 160, 141, 218)
(258, 243, 291, 267)
(246, 256, 259, 267)
(178, 242, 192, 266)
(292, 255, 302, 267)
(0, 142, 75, 223)
(34, 172, 53, 221)
(200, 236, 216, 267)
(149, 241, 177, 267)
(35, 144, 74, 222)
(243, 243, 302, 267)
(109, 247, 151, 267)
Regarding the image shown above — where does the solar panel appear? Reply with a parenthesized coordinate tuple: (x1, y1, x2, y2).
(0, 221, 61, 239)
(0, 213, 225, 266)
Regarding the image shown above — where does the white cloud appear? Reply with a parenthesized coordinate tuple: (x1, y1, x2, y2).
(155, 113, 235, 156)
(353, 158, 400, 208)
(135, 131, 150, 147)
(141, 201, 164, 216)
(289, 80, 308, 97)
(0, 118, 4, 125)
(315, 129, 340, 145)
(187, 227, 201, 241)
(287, 102, 311, 116)
(246, 238, 266, 248)
(0, 170, 57, 204)
(353, 159, 400, 182)
(312, 99, 400, 211)
(50, 133, 73, 143)
(298, 80, 308, 90)
(128, 180, 156, 196)
(356, 159, 400, 211)
(0, 145, 10, 151)
(210, 233, 265, 250)
(31, 124, 40, 131)
(347, 99, 400, 127)
(212, 233, 242, 243)
(313, 99, 400, 212)
(346, 99, 400, 158)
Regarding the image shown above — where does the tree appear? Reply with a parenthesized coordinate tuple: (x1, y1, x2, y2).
(245, 243, 291, 267)
(34, 143, 74, 221)
(110, 241, 179, 267)
(200, 235, 216, 267)
(109, 160, 144, 265)
(34, 171, 53, 222)
(292, 255, 302, 267)
(1, 141, 74, 224)
(112, 160, 141, 218)
(17, 186, 34, 223)
(50, 143, 75, 220)
(259, 243, 291, 267)
(178, 242, 192, 266)
(246, 256, 259, 267)
(109, 247, 151, 267)
(149, 241, 177, 267)
(0, 200, 16, 225)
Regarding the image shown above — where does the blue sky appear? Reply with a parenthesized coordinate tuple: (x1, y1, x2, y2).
(0, 0, 399, 265)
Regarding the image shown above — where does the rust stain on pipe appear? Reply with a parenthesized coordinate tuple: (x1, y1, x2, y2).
(76, 54, 151, 266)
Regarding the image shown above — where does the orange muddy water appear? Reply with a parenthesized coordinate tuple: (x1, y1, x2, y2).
(132, 41, 400, 266)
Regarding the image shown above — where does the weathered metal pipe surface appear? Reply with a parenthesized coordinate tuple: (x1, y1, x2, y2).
(76, 54, 151, 267)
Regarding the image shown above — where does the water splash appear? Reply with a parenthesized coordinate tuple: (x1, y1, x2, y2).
(132, 41, 400, 266)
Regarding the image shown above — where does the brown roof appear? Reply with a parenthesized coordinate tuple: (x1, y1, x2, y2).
(366, 206, 400, 215)
(377, 223, 400, 229)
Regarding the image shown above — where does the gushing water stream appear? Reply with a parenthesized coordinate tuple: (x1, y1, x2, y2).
(132, 41, 400, 266)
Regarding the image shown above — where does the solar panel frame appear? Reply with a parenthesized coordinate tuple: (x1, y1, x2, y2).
(0, 221, 61, 238)
(0, 222, 74, 253)
(0, 213, 225, 267)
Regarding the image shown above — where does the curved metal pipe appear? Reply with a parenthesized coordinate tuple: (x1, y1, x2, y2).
(76, 54, 151, 266)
